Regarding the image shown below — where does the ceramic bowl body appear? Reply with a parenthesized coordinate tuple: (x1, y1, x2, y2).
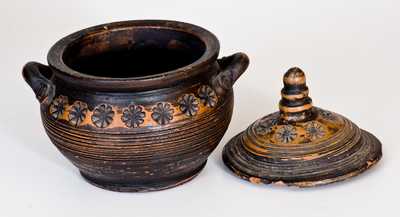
(23, 20, 249, 192)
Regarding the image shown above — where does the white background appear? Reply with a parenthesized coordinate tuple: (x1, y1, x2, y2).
(1, 0, 399, 216)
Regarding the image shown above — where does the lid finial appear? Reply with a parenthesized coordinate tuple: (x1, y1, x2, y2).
(279, 67, 313, 122)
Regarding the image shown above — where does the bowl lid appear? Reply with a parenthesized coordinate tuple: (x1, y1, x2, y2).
(222, 67, 382, 187)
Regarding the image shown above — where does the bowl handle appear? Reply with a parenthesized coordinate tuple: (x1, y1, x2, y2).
(211, 52, 249, 96)
(22, 62, 56, 106)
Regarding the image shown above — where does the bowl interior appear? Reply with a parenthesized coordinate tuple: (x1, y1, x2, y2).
(63, 27, 206, 78)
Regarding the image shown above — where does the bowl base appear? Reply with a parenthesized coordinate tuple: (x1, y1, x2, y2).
(80, 161, 207, 192)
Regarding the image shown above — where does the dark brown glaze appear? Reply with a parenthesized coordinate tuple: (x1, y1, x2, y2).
(222, 67, 382, 187)
(23, 20, 249, 192)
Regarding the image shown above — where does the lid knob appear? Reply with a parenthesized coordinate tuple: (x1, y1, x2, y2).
(279, 67, 314, 122)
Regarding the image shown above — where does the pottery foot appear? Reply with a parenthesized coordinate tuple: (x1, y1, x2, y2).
(80, 161, 207, 192)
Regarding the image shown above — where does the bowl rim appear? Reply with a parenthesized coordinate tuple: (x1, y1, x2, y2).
(47, 20, 220, 90)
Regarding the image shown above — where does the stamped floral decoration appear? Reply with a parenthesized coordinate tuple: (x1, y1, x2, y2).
(198, 85, 218, 108)
(319, 109, 336, 121)
(49, 95, 68, 119)
(68, 101, 88, 127)
(255, 117, 279, 135)
(178, 94, 199, 116)
(305, 121, 325, 140)
(275, 125, 297, 143)
(121, 104, 145, 128)
(91, 104, 114, 128)
(151, 102, 174, 125)
(49, 85, 219, 128)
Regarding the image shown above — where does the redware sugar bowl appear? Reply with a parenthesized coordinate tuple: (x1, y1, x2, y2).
(222, 67, 382, 187)
(22, 20, 249, 192)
